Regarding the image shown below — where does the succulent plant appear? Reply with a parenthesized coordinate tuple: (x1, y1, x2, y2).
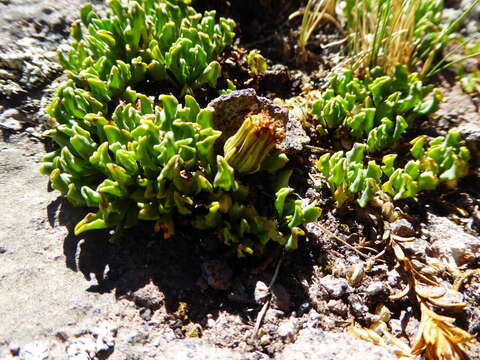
(317, 143, 382, 207)
(57, 0, 235, 100)
(42, 91, 321, 254)
(382, 131, 471, 200)
(246, 50, 268, 76)
(317, 130, 470, 207)
(40, 1, 320, 255)
(312, 66, 442, 153)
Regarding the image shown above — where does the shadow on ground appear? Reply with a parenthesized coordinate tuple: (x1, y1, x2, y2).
(50, 196, 323, 325)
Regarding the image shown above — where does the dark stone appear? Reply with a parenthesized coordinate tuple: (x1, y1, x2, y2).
(200, 259, 233, 290)
(206, 88, 309, 154)
(391, 218, 415, 237)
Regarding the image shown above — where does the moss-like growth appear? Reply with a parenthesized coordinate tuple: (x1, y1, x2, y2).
(310, 65, 471, 207)
(58, 0, 235, 97)
(42, 91, 321, 254)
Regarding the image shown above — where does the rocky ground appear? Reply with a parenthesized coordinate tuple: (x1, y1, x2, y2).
(1, 1, 480, 360)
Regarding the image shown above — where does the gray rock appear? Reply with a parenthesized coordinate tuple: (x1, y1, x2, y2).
(127, 330, 149, 345)
(0, 108, 22, 131)
(365, 281, 384, 297)
(66, 337, 96, 360)
(390, 218, 415, 237)
(277, 318, 298, 342)
(9, 343, 20, 356)
(157, 338, 244, 360)
(348, 294, 369, 319)
(319, 275, 348, 299)
(19, 342, 51, 360)
(326, 299, 348, 316)
(140, 307, 153, 321)
(64, 322, 115, 360)
(263, 308, 285, 324)
(427, 214, 480, 267)
(129, 281, 164, 310)
(206, 88, 309, 154)
(387, 269, 402, 288)
(91, 322, 116, 353)
(456, 121, 480, 162)
(400, 238, 431, 259)
(432, 85, 478, 130)
(278, 329, 397, 360)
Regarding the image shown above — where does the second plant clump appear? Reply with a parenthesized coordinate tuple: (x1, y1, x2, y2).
(40, 0, 321, 256)
(312, 65, 470, 207)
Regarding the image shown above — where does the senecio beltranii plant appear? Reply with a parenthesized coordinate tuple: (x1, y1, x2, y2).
(58, 0, 235, 96)
(318, 131, 470, 207)
(313, 65, 470, 207)
(40, 0, 321, 256)
(312, 66, 442, 153)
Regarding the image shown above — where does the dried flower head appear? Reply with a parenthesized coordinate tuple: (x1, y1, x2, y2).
(224, 111, 285, 174)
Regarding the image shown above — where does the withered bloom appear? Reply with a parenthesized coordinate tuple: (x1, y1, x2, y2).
(224, 111, 285, 174)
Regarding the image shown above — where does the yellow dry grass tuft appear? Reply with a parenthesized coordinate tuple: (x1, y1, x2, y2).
(347, 0, 419, 76)
(290, 0, 339, 61)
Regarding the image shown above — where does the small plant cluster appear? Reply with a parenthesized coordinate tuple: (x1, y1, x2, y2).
(57, 0, 235, 99)
(42, 94, 320, 254)
(41, 0, 320, 255)
(317, 131, 470, 207)
(312, 66, 442, 153)
(312, 66, 470, 207)
(458, 41, 480, 95)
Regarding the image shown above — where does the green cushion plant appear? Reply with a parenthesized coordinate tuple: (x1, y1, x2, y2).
(40, 0, 321, 255)
(312, 65, 442, 153)
(312, 66, 470, 208)
(42, 93, 320, 255)
(57, 0, 236, 98)
(317, 130, 470, 207)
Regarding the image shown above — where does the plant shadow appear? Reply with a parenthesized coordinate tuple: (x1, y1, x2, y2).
(49, 196, 323, 325)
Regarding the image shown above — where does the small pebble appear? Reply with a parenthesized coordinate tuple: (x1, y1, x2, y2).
(0, 108, 22, 131)
(298, 302, 310, 315)
(260, 334, 271, 346)
(139, 307, 153, 321)
(309, 309, 321, 321)
(277, 318, 298, 342)
(326, 299, 348, 316)
(9, 343, 20, 356)
(365, 282, 384, 296)
(391, 218, 415, 237)
(347, 262, 364, 287)
(319, 275, 348, 299)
